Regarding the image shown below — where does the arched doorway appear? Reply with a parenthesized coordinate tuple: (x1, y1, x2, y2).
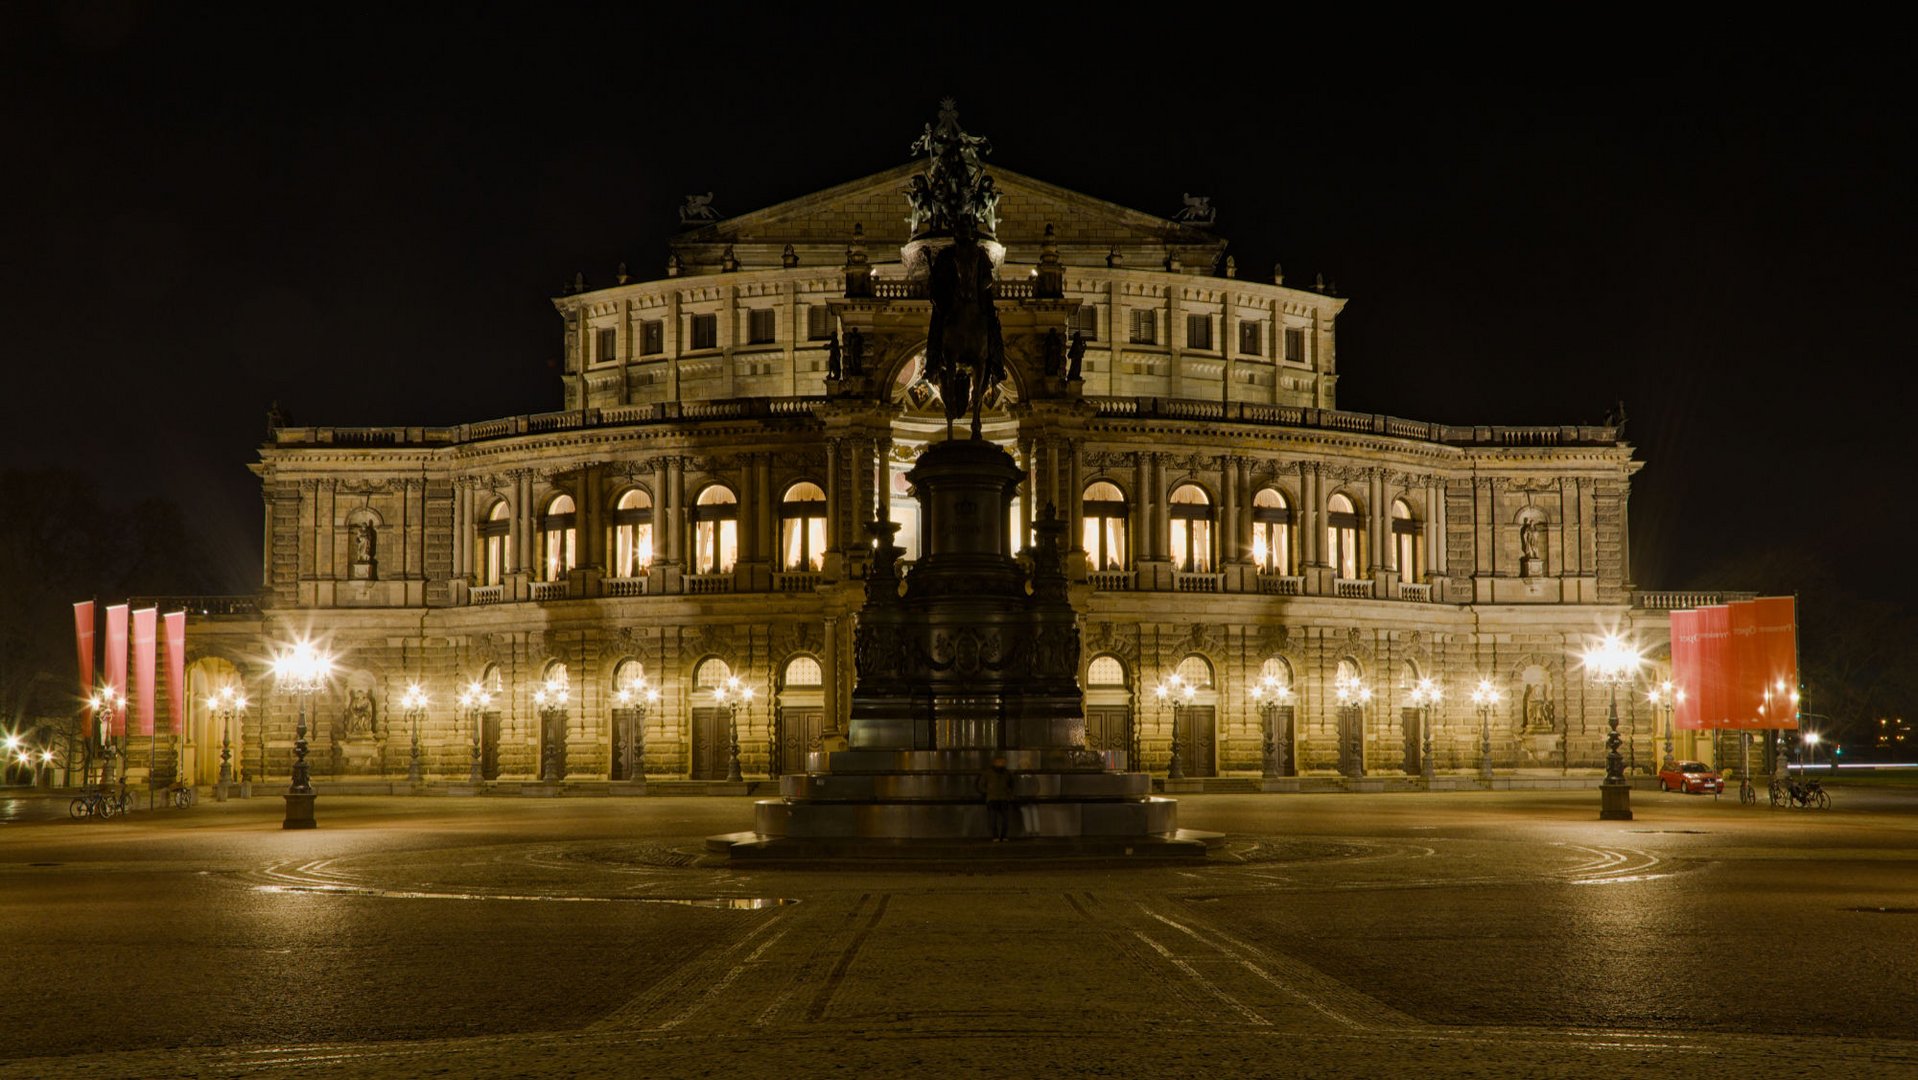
(1334, 657, 1370, 777)
(609, 659, 651, 781)
(689, 658, 733, 780)
(535, 661, 570, 781)
(1174, 654, 1218, 778)
(775, 655, 824, 775)
(477, 664, 504, 781)
(1398, 659, 1423, 776)
(183, 658, 245, 787)
(1084, 654, 1133, 764)
(1258, 657, 1298, 776)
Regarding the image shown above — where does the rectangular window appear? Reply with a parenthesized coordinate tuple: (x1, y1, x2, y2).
(747, 308, 775, 345)
(1239, 320, 1263, 357)
(690, 313, 718, 350)
(1186, 314, 1212, 351)
(640, 319, 664, 355)
(595, 327, 618, 364)
(1129, 309, 1157, 345)
(1070, 304, 1098, 340)
(806, 305, 835, 340)
(1284, 327, 1306, 363)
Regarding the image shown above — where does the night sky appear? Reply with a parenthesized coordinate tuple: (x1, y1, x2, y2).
(4, 9, 1910, 615)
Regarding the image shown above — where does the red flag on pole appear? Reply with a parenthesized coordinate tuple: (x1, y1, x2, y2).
(1728, 600, 1764, 727)
(104, 604, 129, 738)
(1751, 595, 1799, 730)
(132, 608, 157, 737)
(74, 601, 96, 738)
(1669, 608, 1702, 730)
(164, 612, 187, 738)
(1694, 605, 1732, 731)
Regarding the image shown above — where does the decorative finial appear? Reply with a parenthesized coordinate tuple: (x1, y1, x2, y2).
(573, 271, 586, 293)
(666, 252, 682, 277)
(1272, 262, 1285, 285)
(1314, 272, 1326, 292)
(1106, 246, 1124, 268)
(782, 243, 798, 268)
(616, 261, 629, 285)
(720, 245, 739, 272)
(1223, 254, 1237, 279)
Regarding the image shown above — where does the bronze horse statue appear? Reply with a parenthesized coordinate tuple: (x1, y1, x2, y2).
(923, 238, 1006, 439)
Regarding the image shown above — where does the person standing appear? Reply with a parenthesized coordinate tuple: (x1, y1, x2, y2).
(978, 757, 1013, 841)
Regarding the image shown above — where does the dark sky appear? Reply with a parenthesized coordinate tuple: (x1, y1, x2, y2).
(3, 7, 1910, 609)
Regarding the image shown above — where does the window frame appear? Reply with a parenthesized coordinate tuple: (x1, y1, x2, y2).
(1238, 320, 1263, 357)
(747, 308, 776, 345)
(639, 319, 665, 356)
(1129, 308, 1158, 346)
(1185, 313, 1213, 352)
(689, 312, 719, 351)
(1167, 483, 1215, 573)
(1081, 481, 1130, 572)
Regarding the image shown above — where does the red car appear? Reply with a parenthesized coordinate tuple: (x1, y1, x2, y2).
(1658, 761, 1724, 795)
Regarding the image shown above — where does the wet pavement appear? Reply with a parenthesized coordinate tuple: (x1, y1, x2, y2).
(2, 787, 1915, 1077)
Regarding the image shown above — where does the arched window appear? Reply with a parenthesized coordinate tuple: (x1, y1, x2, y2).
(1087, 655, 1127, 687)
(1168, 484, 1214, 573)
(1251, 488, 1293, 574)
(1335, 657, 1366, 700)
(694, 657, 733, 689)
(1081, 481, 1128, 571)
(539, 494, 577, 582)
(1328, 493, 1364, 579)
(1392, 499, 1422, 584)
(1176, 654, 1213, 688)
(779, 482, 828, 571)
(613, 659, 647, 695)
(478, 500, 510, 586)
(692, 486, 738, 574)
(611, 489, 654, 578)
(782, 655, 822, 687)
(1259, 656, 1293, 690)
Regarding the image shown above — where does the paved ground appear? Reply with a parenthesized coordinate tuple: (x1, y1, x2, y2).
(2, 787, 1915, 1078)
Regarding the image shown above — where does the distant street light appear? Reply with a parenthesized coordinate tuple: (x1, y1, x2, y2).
(612, 675, 660, 785)
(400, 683, 428, 784)
(1333, 670, 1372, 778)
(88, 684, 125, 786)
(1248, 674, 1292, 780)
(532, 678, 571, 782)
(204, 684, 247, 802)
(1407, 677, 1441, 784)
(1582, 633, 1642, 822)
(271, 639, 334, 829)
(457, 681, 493, 785)
(712, 676, 753, 783)
(1646, 681, 1682, 773)
(1470, 678, 1502, 783)
(1155, 674, 1196, 781)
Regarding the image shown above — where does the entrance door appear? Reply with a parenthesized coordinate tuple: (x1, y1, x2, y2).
(777, 707, 823, 776)
(1085, 705, 1132, 761)
(1401, 707, 1422, 775)
(1179, 706, 1217, 778)
(480, 712, 502, 780)
(1273, 704, 1297, 776)
(691, 706, 729, 780)
(610, 708, 636, 780)
(1339, 706, 1364, 777)
(540, 712, 569, 780)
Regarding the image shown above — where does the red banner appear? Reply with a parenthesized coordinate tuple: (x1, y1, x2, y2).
(1751, 596, 1799, 730)
(164, 612, 187, 738)
(1695, 606, 1732, 730)
(104, 604, 129, 738)
(1670, 608, 1702, 730)
(132, 608, 157, 737)
(1728, 600, 1764, 726)
(74, 601, 95, 737)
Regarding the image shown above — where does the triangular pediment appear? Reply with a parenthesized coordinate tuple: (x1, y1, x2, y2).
(671, 163, 1225, 271)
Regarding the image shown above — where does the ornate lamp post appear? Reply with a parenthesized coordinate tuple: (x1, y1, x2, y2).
(1333, 671, 1372, 777)
(1154, 674, 1196, 781)
(1582, 633, 1642, 822)
(1470, 678, 1502, 783)
(1249, 674, 1292, 780)
(205, 684, 247, 802)
(1646, 680, 1682, 772)
(712, 676, 753, 783)
(612, 675, 659, 785)
(87, 684, 125, 787)
(1408, 677, 1441, 784)
(271, 639, 334, 830)
(400, 683, 428, 784)
(457, 681, 492, 785)
(532, 677, 570, 782)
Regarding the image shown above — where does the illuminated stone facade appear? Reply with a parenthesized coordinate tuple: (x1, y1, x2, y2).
(173, 158, 1727, 791)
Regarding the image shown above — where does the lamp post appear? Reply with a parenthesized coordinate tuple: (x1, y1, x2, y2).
(1333, 670, 1372, 777)
(612, 675, 659, 785)
(1582, 633, 1642, 822)
(458, 681, 492, 785)
(87, 684, 125, 787)
(1249, 675, 1292, 780)
(271, 639, 334, 829)
(1408, 677, 1440, 784)
(400, 683, 428, 784)
(205, 684, 247, 802)
(1470, 678, 1502, 783)
(712, 676, 753, 783)
(1646, 681, 1682, 772)
(533, 677, 570, 783)
(1154, 674, 1195, 781)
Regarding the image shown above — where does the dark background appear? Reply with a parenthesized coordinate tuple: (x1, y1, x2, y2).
(2, 8, 1910, 730)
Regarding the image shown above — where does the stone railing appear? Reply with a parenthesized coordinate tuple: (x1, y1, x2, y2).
(687, 573, 734, 595)
(529, 580, 567, 601)
(605, 577, 649, 597)
(468, 585, 505, 605)
(774, 571, 822, 592)
(1398, 582, 1433, 602)
(270, 396, 832, 448)
(1257, 574, 1303, 596)
(126, 595, 262, 617)
(1087, 570, 1136, 591)
(870, 281, 928, 300)
(1174, 571, 1222, 593)
(1088, 398, 1621, 447)
(1631, 590, 1759, 611)
(1333, 578, 1374, 599)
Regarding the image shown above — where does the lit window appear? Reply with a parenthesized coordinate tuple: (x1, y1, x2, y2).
(694, 657, 732, 689)
(784, 656, 822, 687)
(1392, 499, 1422, 584)
(1129, 309, 1157, 345)
(1186, 314, 1212, 351)
(778, 482, 828, 571)
(539, 494, 577, 582)
(747, 308, 775, 345)
(1081, 481, 1129, 571)
(611, 489, 654, 578)
(1087, 655, 1126, 686)
(692, 486, 738, 574)
(1239, 320, 1263, 357)
(1169, 484, 1213, 573)
(1176, 654, 1212, 688)
(1328, 493, 1364, 579)
(478, 500, 510, 586)
(690, 313, 718, 350)
(1251, 488, 1293, 574)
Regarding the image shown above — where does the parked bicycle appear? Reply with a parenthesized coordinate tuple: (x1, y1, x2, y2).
(1769, 776, 1830, 809)
(164, 779, 196, 808)
(68, 787, 123, 819)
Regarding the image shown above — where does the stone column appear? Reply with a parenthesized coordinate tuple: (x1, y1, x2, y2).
(1220, 455, 1239, 564)
(667, 459, 685, 565)
(824, 438, 839, 549)
(756, 452, 774, 557)
(1132, 452, 1149, 566)
(1148, 453, 1166, 560)
(875, 436, 892, 523)
(1067, 440, 1085, 545)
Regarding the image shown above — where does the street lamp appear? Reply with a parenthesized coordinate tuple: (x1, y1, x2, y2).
(1333, 670, 1372, 777)
(1470, 678, 1502, 783)
(1407, 677, 1441, 784)
(612, 675, 660, 785)
(1248, 674, 1292, 779)
(457, 681, 492, 785)
(271, 639, 334, 829)
(1155, 674, 1196, 781)
(1646, 680, 1682, 772)
(400, 683, 428, 784)
(204, 684, 247, 802)
(1802, 730, 1821, 772)
(532, 677, 570, 782)
(87, 684, 125, 786)
(712, 676, 753, 783)
(1581, 633, 1642, 822)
